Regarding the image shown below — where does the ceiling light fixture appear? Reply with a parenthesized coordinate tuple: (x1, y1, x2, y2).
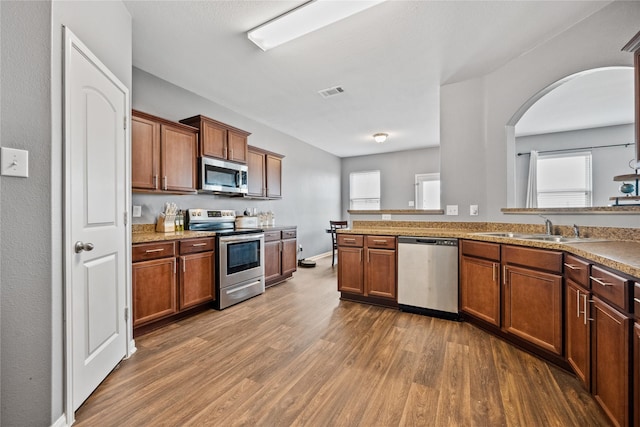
(373, 133, 388, 143)
(247, 0, 386, 51)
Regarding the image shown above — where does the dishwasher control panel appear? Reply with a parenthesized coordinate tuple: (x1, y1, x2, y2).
(398, 237, 458, 247)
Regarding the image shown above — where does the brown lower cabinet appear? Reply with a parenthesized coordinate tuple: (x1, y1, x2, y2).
(264, 227, 297, 287)
(565, 279, 591, 390)
(502, 245, 563, 356)
(132, 237, 215, 334)
(591, 296, 632, 427)
(460, 240, 501, 326)
(634, 321, 639, 427)
(337, 234, 397, 305)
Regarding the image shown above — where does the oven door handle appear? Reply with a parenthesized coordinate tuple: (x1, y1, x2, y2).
(219, 233, 264, 243)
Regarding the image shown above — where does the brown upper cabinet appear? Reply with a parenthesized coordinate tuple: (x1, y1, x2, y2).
(179, 115, 250, 164)
(246, 145, 283, 199)
(622, 30, 640, 165)
(132, 110, 198, 194)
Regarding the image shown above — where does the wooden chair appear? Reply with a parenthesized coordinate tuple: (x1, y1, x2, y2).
(330, 220, 348, 267)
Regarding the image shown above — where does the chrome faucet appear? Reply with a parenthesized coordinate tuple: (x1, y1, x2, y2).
(539, 215, 552, 235)
(573, 224, 580, 238)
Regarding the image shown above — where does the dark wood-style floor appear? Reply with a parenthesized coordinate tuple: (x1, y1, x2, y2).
(75, 255, 610, 427)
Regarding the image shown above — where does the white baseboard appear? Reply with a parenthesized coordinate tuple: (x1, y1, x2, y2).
(127, 339, 137, 358)
(304, 251, 332, 261)
(51, 414, 68, 427)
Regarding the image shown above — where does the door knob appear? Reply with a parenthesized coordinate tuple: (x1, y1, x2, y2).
(74, 241, 94, 253)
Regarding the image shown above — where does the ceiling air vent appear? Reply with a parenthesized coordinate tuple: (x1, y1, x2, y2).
(318, 85, 345, 98)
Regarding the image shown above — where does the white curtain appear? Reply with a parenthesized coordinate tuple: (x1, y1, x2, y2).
(525, 150, 538, 208)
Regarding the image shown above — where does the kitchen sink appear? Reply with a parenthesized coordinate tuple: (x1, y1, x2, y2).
(473, 232, 534, 238)
(473, 232, 604, 244)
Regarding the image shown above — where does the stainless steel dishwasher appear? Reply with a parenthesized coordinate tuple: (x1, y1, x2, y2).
(397, 236, 460, 320)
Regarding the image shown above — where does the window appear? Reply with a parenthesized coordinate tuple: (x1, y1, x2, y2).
(537, 151, 592, 208)
(415, 173, 440, 209)
(350, 170, 380, 210)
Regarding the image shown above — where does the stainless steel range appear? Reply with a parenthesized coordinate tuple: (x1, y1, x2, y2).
(186, 209, 265, 310)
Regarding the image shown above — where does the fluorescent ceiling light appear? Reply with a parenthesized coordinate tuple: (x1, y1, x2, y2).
(247, 0, 386, 51)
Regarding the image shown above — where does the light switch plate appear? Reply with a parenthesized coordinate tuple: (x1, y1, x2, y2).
(470, 205, 479, 216)
(132, 205, 142, 217)
(1, 147, 29, 177)
(408, 201, 415, 207)
(381, 214, 392, 220)
(446, 205, 459, 215)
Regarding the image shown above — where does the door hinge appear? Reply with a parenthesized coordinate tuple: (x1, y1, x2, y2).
(124, 116, 127, 130)
(124, 211, 128, 226)
(124, 307, 129, 322)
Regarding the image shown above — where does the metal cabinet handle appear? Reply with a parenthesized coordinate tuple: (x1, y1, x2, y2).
(372, 239, 387, 244)
(192, 243, 207, 247)
(564, 263, 580, 270)
(503, 265, 507, 285)
(145, 248, 164, 253)
(344, 238, 356, 242)
(74, 241, 94, 253)
(492, 263, 496, 282)
(163, 176, 167, 190)
(582, 294, 588, 325)
(590, 276, 612, 287)
(634, 297, 640, 304)
(576, 289, 581, 318)
(153, 175, 158, 189)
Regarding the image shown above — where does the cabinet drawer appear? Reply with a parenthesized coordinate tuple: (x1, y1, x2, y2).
(179, 237, 214, 255)
(502, 245, 563, 274)
(264, 231, 281, 242)
(282, 229, 297, 239)
(132, 241, 176, 262)
(365, 235, 396, 249)
(590, 265, 630, 311)
(634, 282, 640, 320)
(337, 234, 363, 247)
(461, 240, 500, 261)
(564, 254, 590, 287)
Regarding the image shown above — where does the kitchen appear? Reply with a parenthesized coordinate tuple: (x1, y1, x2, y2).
(2, 1, 640, 426)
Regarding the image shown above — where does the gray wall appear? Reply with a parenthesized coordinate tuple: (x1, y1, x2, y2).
(1, 2, 52, 425)
(515, 124, 635, 207)
(132, 68, 342, 258)
(341, 147, 440, 218)
(436, 1, 640, 229)
(1, 1, 132, 425)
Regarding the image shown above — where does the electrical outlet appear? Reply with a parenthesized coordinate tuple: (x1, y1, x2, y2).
(381, 214, 392, 220)
(446, 205, 458, 215)
(408, 201, 415, 207)
(298, 244, 303, 252)
(133, 205, 142, 217)
(470, 205, 479, 216)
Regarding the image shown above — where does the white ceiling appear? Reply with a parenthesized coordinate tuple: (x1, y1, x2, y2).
(124, 0, 612, 158)
(515, 67, 635, 137)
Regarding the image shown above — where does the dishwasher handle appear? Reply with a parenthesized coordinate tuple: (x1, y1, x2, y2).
(398, 236, 458, 246)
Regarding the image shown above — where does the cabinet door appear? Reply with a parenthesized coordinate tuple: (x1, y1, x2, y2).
(247, 149, 265, 197)
(591, 296, 632, 427)
(131, 114, 160, 190)
(179, 251, 215, 310)
(201, 119, 227, 159)
(132, 257, 177, 327)
(265, 154, 282, 198)
(282, 238, 297, 277)
(565, 279, 591, 390)
(161, 124, 198, 192)
(365, 248, 396, 299)
(338, 247, 364, 294)
(460, 255, 500, 327)
(264, 240, 282, 283)
(227, 130, 248, 164)
(634, 322, 640, 427)
(503, 265, 563, 355)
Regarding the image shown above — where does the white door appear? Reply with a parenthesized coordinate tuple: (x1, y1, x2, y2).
(64, 28, 129, 411)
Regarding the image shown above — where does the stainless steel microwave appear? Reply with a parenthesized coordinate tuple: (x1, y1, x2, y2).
(200, 157, 248, 195)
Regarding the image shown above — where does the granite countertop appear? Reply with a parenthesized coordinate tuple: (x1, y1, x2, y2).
(132, 224, 296, 244)
(338, 224, 640, 279)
